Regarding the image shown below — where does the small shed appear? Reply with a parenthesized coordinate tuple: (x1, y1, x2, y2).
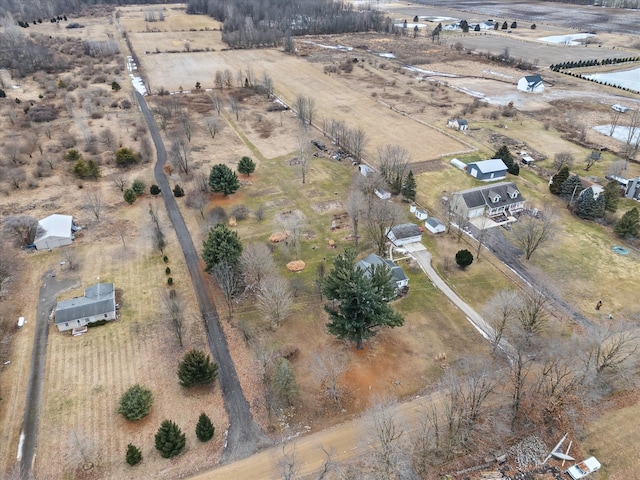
(375, 188, 391, 200)
(414, 209, 428, 220)
(517, 75, 544, 93)
(33, 214, 74, 250)
(467, 159, 508, 181)
(447, 118, 469, 131)
(359, 164, 375, 177)
(425, 217, 446, 234)
(387, 223, 423, 246)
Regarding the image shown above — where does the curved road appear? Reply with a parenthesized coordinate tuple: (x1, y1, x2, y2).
(135, 92, 270, 461)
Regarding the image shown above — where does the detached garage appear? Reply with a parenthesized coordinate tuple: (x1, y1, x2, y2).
(33, 214, 75, 250)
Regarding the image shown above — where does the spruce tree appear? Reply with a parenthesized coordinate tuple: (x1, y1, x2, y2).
(576, 188, 604, 220)
(118, 385, 153, 421)
(614, 207, 640, 238)
(155, 420, 186, 458)
(401, 170, 417, 202)
(202, 223, 242, 272)
(124, 189, 136, 205)
(209, 163, 240, 195)
(560, 174, 583, 198)
(237, 156, 256, 176)
(126, 443, 142, 466)
(494, 145, 518, 175)
(177, 349, 218, 388)
(195, 413, 215, 442)
(603, 180, 620, 212)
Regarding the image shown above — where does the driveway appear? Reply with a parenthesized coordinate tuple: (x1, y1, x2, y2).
(19, 270, 78, 477)
(135, 92, 270, 461)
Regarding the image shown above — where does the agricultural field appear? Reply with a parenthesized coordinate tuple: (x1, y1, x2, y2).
(1, 1, 640, 479)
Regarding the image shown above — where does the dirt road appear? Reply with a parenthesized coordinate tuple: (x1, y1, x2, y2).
(19, 271, 78, 477)
(135, 92, 271, 461)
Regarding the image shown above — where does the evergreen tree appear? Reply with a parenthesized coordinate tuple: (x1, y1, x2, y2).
(124, 189, 136, 205)
(209, 163, 240, 195)
(614, 207, 640, 238)
(64, 149, 82, 162)
(177, 349, 218, 388)
(494, 145, 518, 174)
(155, 420, 186, 458)
(72, 159, 89, 178)
(195, 413, 215, 442)
(455, 249, 474, 268)
(272, 358, 299, 406)
(86, 159, 100, 179)
(132, 178, 146, 196)
(322, 249, 403, 350)
(460, 19, 469, 33)
(401, 170, 417, 202)
(603, 180, 620, 212)
(173, 184, 185, 197)
(111, 81, 121, 92)
(237, 156, 256, 176)
(150, 184, 161, 195)
(126, 443, 142, 466)
(202, 223, 242, 272)
(560, 174, 583, 198)
(118, 385, 153, 421)
(576, 188, 604, 220)
(115, 147, 140, 167)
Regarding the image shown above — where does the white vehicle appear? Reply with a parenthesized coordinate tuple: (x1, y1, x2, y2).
(566, 456, 601, 479)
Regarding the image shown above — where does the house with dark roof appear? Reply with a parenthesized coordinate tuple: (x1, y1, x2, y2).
(356, 253, 409, 292)
(625, 177, 640, 200)
(451, 182, 526, 220)
(517, 74, 544, 93)
(54, 283, 117, 332)
(447, 118, 469, 131)
(466, 159, 508, 181)
(387, 223, 423, 246)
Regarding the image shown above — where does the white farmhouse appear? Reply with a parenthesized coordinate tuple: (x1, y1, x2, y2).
(517, 74, 544, 93)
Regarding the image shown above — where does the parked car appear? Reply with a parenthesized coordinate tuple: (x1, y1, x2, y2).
(566, 457, 601, 480)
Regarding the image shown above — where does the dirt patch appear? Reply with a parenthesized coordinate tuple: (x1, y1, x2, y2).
(310, 200, 344, 213)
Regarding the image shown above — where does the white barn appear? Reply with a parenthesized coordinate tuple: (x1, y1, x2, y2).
(517, 75, 544, 93)
(33, 214, 74, 250)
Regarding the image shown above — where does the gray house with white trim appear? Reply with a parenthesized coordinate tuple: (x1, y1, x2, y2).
(356, 253, 409, 291)
(55, 283, 116, 332)
(451, 182, 526, 220)
(387, 223, 423, 246)
(466, 159, 508, 181)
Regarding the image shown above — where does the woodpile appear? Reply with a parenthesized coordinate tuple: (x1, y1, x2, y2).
(286, 260, 305, 272)
(269, 230, 289, 243)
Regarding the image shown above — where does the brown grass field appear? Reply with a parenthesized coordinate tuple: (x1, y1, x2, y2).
(1, 2, 640, 478)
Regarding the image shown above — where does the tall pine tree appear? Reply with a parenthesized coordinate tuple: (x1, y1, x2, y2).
(494, 145, 518, 175)
(401, 170, 417, 202)
(177, 350, 218, 388)
(550, 166, 570, 194)
(126, 444, 142, 466)
(560, 174, 583, 199)
(603, 180, 620, 212)
(272, 358, 299, 406)
(576, 188, 604, 220)
(614, 207, 640, 238)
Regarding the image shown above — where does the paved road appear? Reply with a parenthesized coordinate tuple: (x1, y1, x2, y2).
(19, 271, 78, 476)
(135, 92, 270, 461)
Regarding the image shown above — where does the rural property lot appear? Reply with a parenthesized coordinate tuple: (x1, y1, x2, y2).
(137, 49, 470, 162)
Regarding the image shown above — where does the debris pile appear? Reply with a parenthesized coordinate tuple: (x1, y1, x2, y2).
(508, 436, 547, 469)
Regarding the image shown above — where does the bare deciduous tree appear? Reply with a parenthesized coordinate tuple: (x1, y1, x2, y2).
(163, 288, 184, 347)
(229, 96, 240, 121)
(377, 144, 411, 195)
(186, 188, 209, 219)
(278, 443, 300, 480)
(509, 212, 555, 260)
(223, 69, 234, 89)
(240, 242, 276, 288)
(350, 127, 368, 163)
(607, 158, 628, 177)
(3, 215, 40, 247)
(312, 351, 347, 405)
(214, 71, 224, 90)
(63, 248, 79, 270)
(483, 289, 523, 354)
(582, 325, 639, 376)
(553, 151, 574, 171)
(296, 134, 310, 184)
(99, 128, 115, 149)
(213, 260, 242, 320)
(86, 191, 103, 221)
(140, 135, 154, 163)
(204, 116, 222, 139)
(112, 172, 127, 192)
(179, 115, 193, 142)
(517, 287, 549, 339)
(364, 199, 404, 256)
(366, 398, 409, 479)
(258, 275, 294, 328)
(170, 136, 190, 174)
(346, 190, 366, 250)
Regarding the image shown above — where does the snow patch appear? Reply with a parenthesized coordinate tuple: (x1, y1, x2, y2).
(378, 52, 396, 59)
(403, 66, 458, 77)
(483, 70, 514, 79)
(303, 41, 352, 51)
(593, 124, 640, 144)
(584, 68, 640, 92)
(538, 33, 595, 45)
(126, 56, 147, 95)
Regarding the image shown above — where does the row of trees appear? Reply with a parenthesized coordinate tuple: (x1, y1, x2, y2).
(550, 56, 640, 71)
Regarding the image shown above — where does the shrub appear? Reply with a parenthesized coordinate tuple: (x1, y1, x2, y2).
(173, 184, 185, 197)
(177, 349, 218, 388)
(455, 249, 474, 268)
(163, 255, 169, 263)
(118, 385, 153, 421)
(115, 147, 140, 167)
(165, 267, 171, 275)
(167, 277, 173, 285)
(87, 319, 107, 328)
(123, 189, 136, 204)
(155, 420, 186, 458)
(64, 149, 82, 162)
(195, 413, 215, 442)
(230, 204, 249, 221)
(150, 184, 161, 195)
(126, 444, 142, 466)
(237, 156, 256, 176)
(132, 178, 146, 196)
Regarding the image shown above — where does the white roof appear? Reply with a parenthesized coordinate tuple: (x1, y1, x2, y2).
(35, 214, 73, 241)
(471, 159, 508, 173)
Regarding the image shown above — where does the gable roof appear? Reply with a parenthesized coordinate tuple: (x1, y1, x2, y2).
(456, 119, 468, 125)
(389, 223, 422, 239)
(523, 74, 543, 85)
(455, 182, 525, 209)
(55, 283, 115, 324)
(356, 254, 407, 285)
(426, 217, 444, 228)
(468, 159, 507, 173)
(35, 214, 73, 242)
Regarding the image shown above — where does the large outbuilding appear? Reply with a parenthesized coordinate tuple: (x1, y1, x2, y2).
(466, 159, 508, 181)
(33, 214, 75, 250)
(54, 283, 117, 332)
(387, 223, 423, 246)
(517, 74, 545, 93)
